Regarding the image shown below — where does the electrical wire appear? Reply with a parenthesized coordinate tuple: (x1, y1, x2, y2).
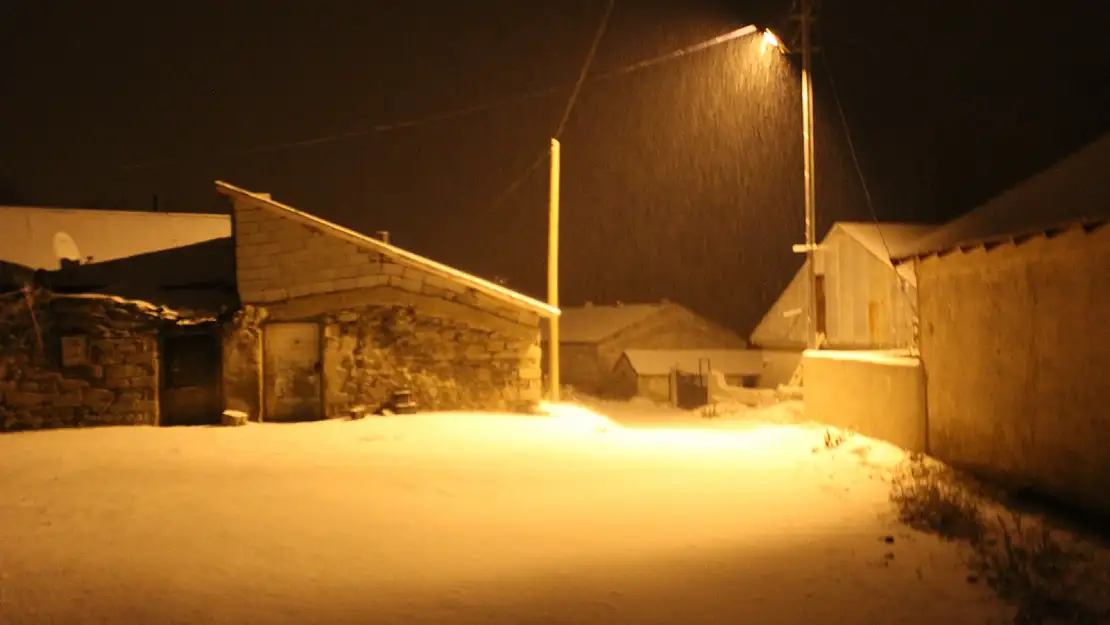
(555, 0, 617, 138)
(819, 40, 918, 316)
(437, 0, 617, 235)
(119, 22, 758, 171)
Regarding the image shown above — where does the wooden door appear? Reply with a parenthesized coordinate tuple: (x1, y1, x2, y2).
(263, 323, 323, 422)
(161, 327, 222, 426)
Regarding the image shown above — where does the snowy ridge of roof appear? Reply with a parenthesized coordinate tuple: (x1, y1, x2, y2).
(542, 303, 666, 343)
(215, 181, 558, 319)
(1, 289, 217, 324)
(896, 132, 1110, 260)
(621, 348, 762, 376)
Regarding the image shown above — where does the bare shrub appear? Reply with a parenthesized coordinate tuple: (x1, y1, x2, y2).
(890, 454, 984, 542)
(889, 455, 1110, 624)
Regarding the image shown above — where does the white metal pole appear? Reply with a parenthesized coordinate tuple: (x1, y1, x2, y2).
(547, 138, 561, 402)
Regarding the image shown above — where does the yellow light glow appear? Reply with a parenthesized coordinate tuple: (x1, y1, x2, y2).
(537, 401, 614, 431)
(761, 29, 783, 55)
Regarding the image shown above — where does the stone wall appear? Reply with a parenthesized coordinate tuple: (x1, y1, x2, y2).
(222, 305, 265, 419)
(0, 290, 167, 431)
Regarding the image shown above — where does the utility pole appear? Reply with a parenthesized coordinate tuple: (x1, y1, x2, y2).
(799, 0, 819, 350)
(547, 138, 562, 402)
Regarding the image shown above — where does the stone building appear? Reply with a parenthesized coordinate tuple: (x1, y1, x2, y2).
(0, 289, 223, 430)
(539, 301, 746, 396)
(217, 181, 558, 421)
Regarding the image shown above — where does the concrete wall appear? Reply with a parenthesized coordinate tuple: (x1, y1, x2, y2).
(804, 350, 928, 452)
(230, 198, 543, 414)
(0, 291, 163, 430)
(917, 225, 1110, 516)
(759, 349, 803, 388)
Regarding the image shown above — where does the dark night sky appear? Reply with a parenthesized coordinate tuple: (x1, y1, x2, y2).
(2, 1, 1108, 335)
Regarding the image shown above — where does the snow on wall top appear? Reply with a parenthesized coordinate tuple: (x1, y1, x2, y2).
(540, 303, 666, 343)
(0, 206, 231, 271)
(621, 348, 763, 376)
(215, 181, 558, 319)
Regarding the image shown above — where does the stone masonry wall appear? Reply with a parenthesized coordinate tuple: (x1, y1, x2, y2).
(0, 290, 164, 431)
(322, 304, 542, 415)
(222, 305, 265, 420)
(230, 197, 545, 414)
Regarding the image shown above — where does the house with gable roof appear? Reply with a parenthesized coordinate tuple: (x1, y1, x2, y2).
(539, 300, 747, 396)
(749, 221, 935, 387)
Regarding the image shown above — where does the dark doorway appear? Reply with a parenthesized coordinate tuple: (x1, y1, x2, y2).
(161, 325, 222, 426)
(814, 274, 828, 337)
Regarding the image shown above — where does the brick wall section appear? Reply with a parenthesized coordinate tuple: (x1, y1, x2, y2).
(231, 199, 543, 413)
(0, 292, 161, 430)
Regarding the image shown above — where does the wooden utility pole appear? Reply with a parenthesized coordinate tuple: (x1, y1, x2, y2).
(547, 138, 561, 401)
(800, 0, 819, 350)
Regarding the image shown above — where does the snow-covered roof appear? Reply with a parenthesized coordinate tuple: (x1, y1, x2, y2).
(541, 303, 667, 343)
(620, 348, 762, 376)
(215, 181, 558, 319)
(834, 222, 936, 288)
(835, 223, 936, 264)
(0, 205, 231, 271)
(896, 132, 1110, 261)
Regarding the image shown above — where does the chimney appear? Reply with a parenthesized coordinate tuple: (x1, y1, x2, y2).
(377, 230, 391, 245)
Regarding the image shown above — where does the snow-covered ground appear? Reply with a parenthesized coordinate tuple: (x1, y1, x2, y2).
(0, 403, 1016, 624)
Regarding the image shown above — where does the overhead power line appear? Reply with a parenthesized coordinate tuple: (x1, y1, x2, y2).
(119, 23, 759, 171)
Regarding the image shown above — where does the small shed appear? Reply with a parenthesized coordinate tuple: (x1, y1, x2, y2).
(608, 348, 763, 404)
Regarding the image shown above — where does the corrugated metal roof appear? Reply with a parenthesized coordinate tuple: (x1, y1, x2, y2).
(0, 205, 231, 270)
(621, 348, 762, 376)
(215, 181, 559, 319)
(896, 132, 1110, 260)
(541, 303, 666, 343)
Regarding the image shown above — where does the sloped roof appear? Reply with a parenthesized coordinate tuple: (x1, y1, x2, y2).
(215, 181, 558, 319)
(896, 132, 1110, 260)
(621, 348, 762, 376)
(834, 222, 936, 288)
(540, 303, 666, 343)
(0, 205, 231, 270)
(48, 238, 237, 315)
(835, 222, 937, 263)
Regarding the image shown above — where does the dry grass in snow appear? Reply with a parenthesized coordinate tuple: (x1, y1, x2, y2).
(0, 405, 1016, 625)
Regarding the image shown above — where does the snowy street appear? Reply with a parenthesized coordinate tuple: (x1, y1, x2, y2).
(0, 405, 1013, 624)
